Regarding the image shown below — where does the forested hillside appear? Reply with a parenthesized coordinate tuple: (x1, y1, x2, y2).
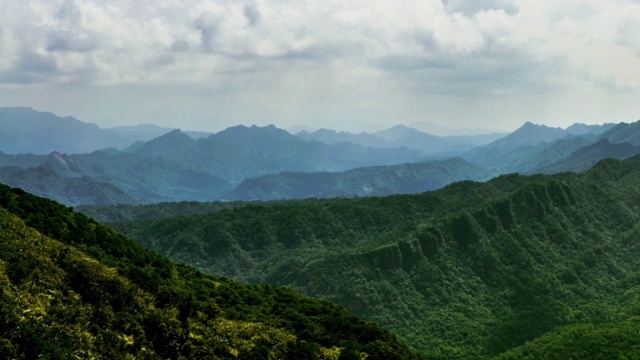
(108, 157, 640, 358)
(0, 184, 420, 359)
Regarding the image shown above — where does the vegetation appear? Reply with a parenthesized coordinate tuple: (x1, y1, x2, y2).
(0, 183, 421, 359)
(77, 200, 256, 223)
(107, 157, 640, 358)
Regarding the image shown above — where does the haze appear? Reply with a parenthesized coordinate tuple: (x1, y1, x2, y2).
(1, 0, 639, 133)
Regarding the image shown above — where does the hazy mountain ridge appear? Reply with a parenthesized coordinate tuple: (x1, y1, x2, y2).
(298, 124, 506, 155)
(595, 121, 640, 145)
(0, 107, 213, 155)
(0, 165, 140, 206)
(0, 120, 431, 204)
(226, 157, 497, 201)
(542, 139, 640, 174)
(1, 106, 638, 205)
(0, 150, 232, 203)
(105, 123, 211, 142)
(0, 107, 140, 154)
(463, 121, 620, 171)
(125, 125, 426, 181)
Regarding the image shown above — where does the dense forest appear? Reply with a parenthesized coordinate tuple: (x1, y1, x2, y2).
(99, 157, 640, 358)
(0, 183, 421, 359)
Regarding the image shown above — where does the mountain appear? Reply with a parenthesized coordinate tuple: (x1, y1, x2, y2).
(0, 183, 421, 359)
(127, 125, 426, 182)
(0, 124, 426, 205)
(0, 107, 138, 154)
(226, 157, 497, 201)
(0, 150, 233, 204)
(0, 166, 140, 206)
(565, 122, 616, 136)
(493, 121, 570, 146)
(543, 139, 640, 173)
(124, 129, 197, 158)
(596, 120, 640, 145)
(296, 128, 387, 148)
(286, 124, 317, 134)
(107, 157, 640, 358)
(374, 125, 457, 154)
(463, 122, 615, 171)
(298, 125, 505, 156)
(103, 123, 175, 142)
(0, 107, 214, 155)
(509, 121, 640, 174)
(519, 136, 593, 173)
(408, 121, 506, 136)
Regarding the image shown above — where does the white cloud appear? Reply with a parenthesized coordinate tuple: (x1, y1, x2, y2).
(0, 0, 639, 131)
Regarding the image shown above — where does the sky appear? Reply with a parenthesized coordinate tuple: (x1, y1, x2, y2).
(0, 0, 639, 133)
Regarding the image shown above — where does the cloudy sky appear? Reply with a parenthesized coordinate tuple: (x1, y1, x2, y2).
(0, 0, 639, 133)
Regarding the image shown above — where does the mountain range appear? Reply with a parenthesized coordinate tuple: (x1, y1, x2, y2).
(461, 121, 616, 171)
(4, 105, 640, 358)
(1, 107, 640, 206)
(297, 124, 505, 156)
(226, 157, 497, 201)
(98, 156, 640, 358)
(0, 107, 214, 155)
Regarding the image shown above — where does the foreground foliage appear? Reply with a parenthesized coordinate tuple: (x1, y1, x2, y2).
(108, 157, 640, 358)
(0, 184, 420, 359)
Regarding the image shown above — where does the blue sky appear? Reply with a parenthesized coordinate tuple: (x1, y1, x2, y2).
(0, 0, 639, 133)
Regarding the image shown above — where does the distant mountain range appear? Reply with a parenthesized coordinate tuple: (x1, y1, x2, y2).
(123, 125, 425, 182)
(462, 121, 617, 171)
(226, 157, 497, 201)
(0, 107, 159, 154)
(297, 124, 505, 156)
(408, 120, 506, 136)
(0, 166, 140, 206)
(1, 106, 640, 205)
(0, 107, 213, 155)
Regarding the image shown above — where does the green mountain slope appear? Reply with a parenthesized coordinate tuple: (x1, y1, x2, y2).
(0, 184, 420, 359)
(108, 157, 640, 358)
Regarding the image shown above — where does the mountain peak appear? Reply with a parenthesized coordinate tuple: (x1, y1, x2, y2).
(148, 128, 194, 144)
(214, 124, 297, 143)
(517, 121, 549, 130)
(124, 128, 195, 157)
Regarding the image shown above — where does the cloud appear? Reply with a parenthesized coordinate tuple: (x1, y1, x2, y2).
(0, 0, 638, 131)
(171, 40, 190, 52)
(46, 31, 99, 52)
(193, 11, 224, 52)
(17, 50, 59, 74)
(443, 0, 518, 16)
(243, 4, 261, 27)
